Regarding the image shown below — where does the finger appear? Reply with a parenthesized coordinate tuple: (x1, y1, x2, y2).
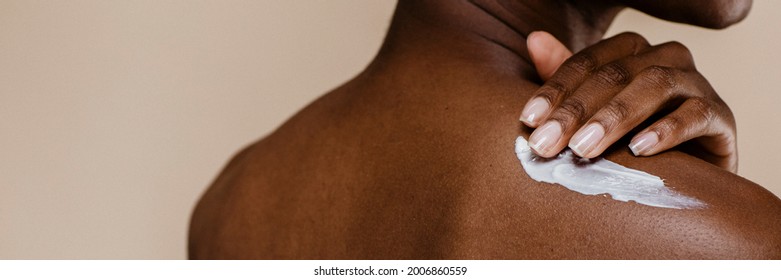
(565, 43, 698, 158)
(529, 43, 659, 157)
(629, 97, 737, 172)
(635, 41, 696, 71)
(520, 32, 650, 127)
(527, 31, 572, 81)
(567, 66, 680, 158)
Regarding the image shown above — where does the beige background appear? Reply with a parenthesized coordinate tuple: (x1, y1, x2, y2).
(0, 1, 778, 259)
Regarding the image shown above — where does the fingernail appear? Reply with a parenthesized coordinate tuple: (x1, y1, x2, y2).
(569, 123, 605, 157)
(527, 31, 544, 48)
(519, 97, 550, 126)
(529, 120, 562, 156)
(629, 132, 659, 156)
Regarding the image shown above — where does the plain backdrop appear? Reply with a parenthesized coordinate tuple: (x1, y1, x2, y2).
(1, 1, 779, 259)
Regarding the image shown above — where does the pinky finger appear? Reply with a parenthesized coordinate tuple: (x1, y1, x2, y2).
(628, 98, 737, 171)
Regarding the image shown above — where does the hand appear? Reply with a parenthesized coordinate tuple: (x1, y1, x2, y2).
(521, 31, 738, 172)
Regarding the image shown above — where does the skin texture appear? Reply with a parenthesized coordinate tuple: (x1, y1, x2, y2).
(522, 31, 738, 172)
(188, 0, 781, 259)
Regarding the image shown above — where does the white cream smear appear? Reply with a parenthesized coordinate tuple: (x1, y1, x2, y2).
(514, 136, 704, 209)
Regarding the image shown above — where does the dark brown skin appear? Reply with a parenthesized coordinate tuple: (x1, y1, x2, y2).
(522, 31, 739, 172)
(189, 0, 781, 259)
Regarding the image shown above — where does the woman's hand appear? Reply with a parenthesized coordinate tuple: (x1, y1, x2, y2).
(521, 31, 738, 172)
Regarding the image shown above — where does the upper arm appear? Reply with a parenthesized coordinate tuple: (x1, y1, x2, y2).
(602, 149, 781, 259)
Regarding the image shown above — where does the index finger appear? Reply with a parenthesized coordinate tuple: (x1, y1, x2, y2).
(520, 32, 651, 127)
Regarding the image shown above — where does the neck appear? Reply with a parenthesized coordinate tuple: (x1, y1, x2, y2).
(369, 0, 622, 82)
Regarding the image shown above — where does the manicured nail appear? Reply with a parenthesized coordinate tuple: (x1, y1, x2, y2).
(527, 31, 544, 48)
(629, 132, 659, 156)
(520, 97, 550, 126)
(529, 120, 562, 156)
(569, 123, 605, 157)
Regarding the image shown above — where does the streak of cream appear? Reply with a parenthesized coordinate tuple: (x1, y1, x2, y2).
(515, 136, 705, 209)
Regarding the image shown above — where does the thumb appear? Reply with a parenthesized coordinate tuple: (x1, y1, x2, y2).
(527, 31, 573, 81)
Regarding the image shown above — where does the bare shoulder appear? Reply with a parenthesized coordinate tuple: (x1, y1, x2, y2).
(422, 92, 781, 258)
(419, 124, 781, 259)
(601, 149, 781, 259)
(188, 79, 781, 259)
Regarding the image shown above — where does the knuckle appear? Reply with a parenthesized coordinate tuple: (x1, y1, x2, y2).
(565, 52, 599, 73)
(654, 97, 718, 140)
(720, 100, 737, 127)
(687, 97, 716, 124)
(660, 41, 690, 54)
(600, 99, 633, 127)
(616, 31, 642, 41)
(655, 115, 682, 139)
(639, 65, 677, 90)
(659, 41, 694, 62)
(594, 62, 632, 87)
(555, 99, 589, 123)
(616, 32, 650, 52)
(536, 80, 570, 103)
